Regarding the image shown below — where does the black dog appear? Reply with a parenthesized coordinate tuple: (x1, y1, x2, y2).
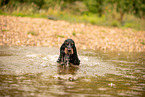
(57, 39, 80, 65)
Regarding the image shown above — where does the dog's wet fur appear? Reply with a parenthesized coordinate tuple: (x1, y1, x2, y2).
(57, 39, 80, 66)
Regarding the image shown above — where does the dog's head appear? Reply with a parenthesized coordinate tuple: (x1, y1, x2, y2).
(63, 39, 75, 54)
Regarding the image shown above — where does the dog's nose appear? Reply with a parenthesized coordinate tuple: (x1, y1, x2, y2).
(68, 49, 71, 52)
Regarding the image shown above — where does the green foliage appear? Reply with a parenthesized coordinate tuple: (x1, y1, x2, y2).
(42, 0, 61, 9)
(0, 10, 3, 14)
(0, 0, 145, 30)
(84, 0, 104, 16)
(107, 0, 145, 19)
(131, 0, 145, 18)
(124, 23, 135, 28)
(111, 20, 120, 27)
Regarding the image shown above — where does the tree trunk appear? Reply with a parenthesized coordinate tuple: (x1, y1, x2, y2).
(119, 10, 124, 22)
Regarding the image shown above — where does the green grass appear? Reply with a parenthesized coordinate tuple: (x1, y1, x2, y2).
(111, 20, 120, 27)
(57, 35, 65, 38)
(27, 31, 38, 36)
(2, 29, 9, 32)
(0, 3, 145, 31)
(72, 32, 76, 36)
(140, 39, 145, 45)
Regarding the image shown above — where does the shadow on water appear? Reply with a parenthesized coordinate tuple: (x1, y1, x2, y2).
(0, 46, 145, 97)
(57, 65, 79, 75)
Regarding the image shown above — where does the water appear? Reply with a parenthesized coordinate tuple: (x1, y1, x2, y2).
(0, 46, 145, 97)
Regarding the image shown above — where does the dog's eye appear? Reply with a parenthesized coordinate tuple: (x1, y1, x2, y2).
(66, 42, 69, 45)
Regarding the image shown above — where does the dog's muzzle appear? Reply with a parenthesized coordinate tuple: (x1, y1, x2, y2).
(65, 48, 73, 54)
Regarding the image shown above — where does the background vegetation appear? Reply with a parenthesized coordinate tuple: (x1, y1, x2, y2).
(0, 0, 145, 30)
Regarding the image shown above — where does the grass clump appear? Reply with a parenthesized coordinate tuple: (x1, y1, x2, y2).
(27, 31, 38, 36)
(2, 29, 9, 32)
(111, 21, 120, 27)
(140, 40, 145, 45)
(57, 35, 65, 38)
(72, 32, 76, 36)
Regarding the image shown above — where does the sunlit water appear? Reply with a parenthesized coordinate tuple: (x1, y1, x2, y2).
(0, 46, 145, 97)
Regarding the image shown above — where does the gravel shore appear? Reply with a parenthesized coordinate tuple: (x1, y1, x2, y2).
(0, 15, 145, 52)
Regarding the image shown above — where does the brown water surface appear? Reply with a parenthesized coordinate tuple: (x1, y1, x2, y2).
(0, 46, 145, 97)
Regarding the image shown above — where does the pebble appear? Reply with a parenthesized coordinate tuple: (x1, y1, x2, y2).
(0, 15, 145, 52)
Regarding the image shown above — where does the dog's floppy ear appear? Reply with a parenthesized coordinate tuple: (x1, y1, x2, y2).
(57, 41, 66, 63)
(72, 45, 80, 65)
(73, 45, 77, 53)
(60, 39, 68, 50)
(60, 42, 65, 52)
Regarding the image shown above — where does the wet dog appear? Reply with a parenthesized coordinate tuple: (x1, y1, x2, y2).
(57, 39, 80, 66)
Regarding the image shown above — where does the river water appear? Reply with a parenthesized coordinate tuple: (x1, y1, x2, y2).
(0, 46, 145, 97)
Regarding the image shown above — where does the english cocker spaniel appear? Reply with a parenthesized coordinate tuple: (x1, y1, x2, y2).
(57, 39, 80, 66)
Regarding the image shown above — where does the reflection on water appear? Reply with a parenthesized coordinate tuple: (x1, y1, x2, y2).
(0, 46, 145, 97)
(58, 65, 79, 75)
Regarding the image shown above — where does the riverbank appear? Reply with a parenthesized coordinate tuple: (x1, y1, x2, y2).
(0, 15, 145, 52)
